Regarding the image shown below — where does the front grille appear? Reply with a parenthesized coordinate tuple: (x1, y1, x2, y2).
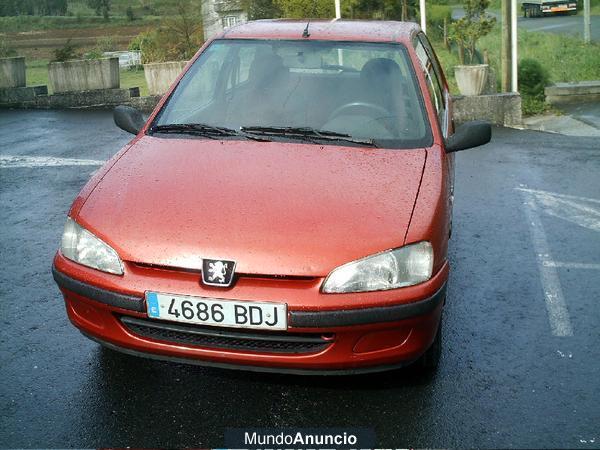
(120, 316, 333, 354)
(131, 262, 316, 282)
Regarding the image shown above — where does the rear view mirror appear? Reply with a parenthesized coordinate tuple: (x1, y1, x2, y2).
(114, 105, 145, 135)
(445, 120, 491, 153)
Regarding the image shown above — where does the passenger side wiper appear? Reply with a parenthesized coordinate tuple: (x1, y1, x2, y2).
(240, 126, 376, 147)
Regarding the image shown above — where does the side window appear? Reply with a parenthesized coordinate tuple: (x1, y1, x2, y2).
(414, 37, 447, 136)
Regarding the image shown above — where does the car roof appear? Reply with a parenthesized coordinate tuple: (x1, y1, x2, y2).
(220, 19, 421, 44)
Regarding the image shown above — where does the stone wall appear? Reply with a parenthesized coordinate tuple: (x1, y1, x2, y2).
(0, 87, 143, 109)
(201, 0, 247, 40)
(48, 57, 119, 93)
(452, 93, 522, 127)
(0, 85, 47, 105)
(0, 57, 26, 89)
(143, 61, 188, 96)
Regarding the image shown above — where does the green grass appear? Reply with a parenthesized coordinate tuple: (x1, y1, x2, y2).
(0, 0, 192, 32)
(26, 59, 148, 96)
(68, 0, 188, 17)
(120, 67, 148, 97)
(431, 24, 600, 95)
(25, 59, 50, 88)
(0, 15, 160, 32)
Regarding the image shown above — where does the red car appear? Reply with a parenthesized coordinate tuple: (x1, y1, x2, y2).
(52, 20, 490, 374)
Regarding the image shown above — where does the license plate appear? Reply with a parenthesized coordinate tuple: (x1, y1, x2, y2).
(146, 291, 287, 330)
(551, 5, 567, 10)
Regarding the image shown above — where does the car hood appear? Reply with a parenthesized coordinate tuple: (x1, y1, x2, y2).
(78, 136, 426, 277)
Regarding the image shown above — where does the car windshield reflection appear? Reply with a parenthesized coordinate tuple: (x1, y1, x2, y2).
(155, 39, 432, 149)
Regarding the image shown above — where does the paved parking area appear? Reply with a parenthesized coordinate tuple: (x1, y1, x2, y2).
(0, 110, 599, 448)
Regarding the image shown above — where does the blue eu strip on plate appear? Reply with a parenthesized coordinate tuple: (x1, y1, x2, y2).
(146, 292, 160, 318)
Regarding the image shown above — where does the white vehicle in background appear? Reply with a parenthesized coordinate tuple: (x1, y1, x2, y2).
(522, 0, 578, 17)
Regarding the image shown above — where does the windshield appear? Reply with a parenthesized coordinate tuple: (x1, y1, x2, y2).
(155, 39, 432, 148)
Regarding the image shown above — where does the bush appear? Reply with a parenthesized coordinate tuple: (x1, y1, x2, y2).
(0, 36, 17, 57)
(126, 6, 135, 21)
(129, 28, 199, 63)
(52, 39, 79, 62)
(96, 36, 115, 52)
(427, 4, 452, 40)
(519, 58, 549, 99)
(518, 58, 549, 116)
(84, 49, 104, 59)
(129, 2, 203, 64)
(521, 96, 547, 116)
(274, 0, 334, 18)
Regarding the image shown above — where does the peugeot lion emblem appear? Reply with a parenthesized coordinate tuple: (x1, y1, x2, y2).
(201, 258, 236, 287)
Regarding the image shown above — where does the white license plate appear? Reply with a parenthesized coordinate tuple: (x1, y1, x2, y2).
(146, 291, 287, 330)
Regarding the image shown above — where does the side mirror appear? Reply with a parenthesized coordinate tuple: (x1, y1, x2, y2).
(445, 120, 491, 153)
(114, 105, 145, 135)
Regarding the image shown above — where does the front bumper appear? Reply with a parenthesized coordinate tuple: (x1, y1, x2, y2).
(52, 254, 447, 374)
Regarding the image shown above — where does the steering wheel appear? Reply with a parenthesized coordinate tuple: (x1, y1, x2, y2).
(327, 101, 391, 122)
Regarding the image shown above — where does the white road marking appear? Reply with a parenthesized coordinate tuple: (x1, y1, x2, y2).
(0, 155, 105, 169)
(556, 349, 573, 358)
(517, 187, 600, 205)
(543, 261, 600, 270)
(516, 187, 600, 232)
(520, 190, 574, 337)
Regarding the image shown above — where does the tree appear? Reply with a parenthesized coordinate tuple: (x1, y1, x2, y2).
(164, 0, 203, 60)
(343, 0, 417, 21)
(449, 0, 495, 64)
(273, 0, 334, 18)
(0, 0, 67, 16)
(87, 0, 110, 20)
(0, 36, 17, 57)
(243, 0, 282, 20)
(131, 0, 204, 63)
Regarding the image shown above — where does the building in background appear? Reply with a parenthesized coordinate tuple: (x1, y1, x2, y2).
(201, 0, 248, 40)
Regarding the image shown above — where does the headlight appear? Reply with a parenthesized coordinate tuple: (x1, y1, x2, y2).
(321, 242, 433, 293)
(60, 218, 123, 275)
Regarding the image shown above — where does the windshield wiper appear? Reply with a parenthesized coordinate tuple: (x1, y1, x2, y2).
(150, 123, 240, 138)
(240, 126, 376, 147)
(149, 123, 272, 142)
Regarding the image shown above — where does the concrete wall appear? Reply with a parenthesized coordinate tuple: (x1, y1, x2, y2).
(545, 81, 600, 105)
(0, 57, 26, 89)
(48, 57, 119, 93)
(452, 93, 522, 127)
(143, 61, 187, 96)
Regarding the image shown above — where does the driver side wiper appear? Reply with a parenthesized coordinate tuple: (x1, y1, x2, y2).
(149, 123, 240, 138)
(240, 126, 376, 147)
(149, 123, 272, 142)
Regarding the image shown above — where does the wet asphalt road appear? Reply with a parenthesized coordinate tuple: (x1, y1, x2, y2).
(452, 8, 600, 42)
(517, 13, 600, 42)
(1, 109, 599, 448)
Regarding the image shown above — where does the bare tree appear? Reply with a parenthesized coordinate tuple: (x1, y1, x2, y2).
(164, 0, 203, 59)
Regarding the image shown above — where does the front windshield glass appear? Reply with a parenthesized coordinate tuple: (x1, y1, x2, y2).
(155, 39, 432, 148)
